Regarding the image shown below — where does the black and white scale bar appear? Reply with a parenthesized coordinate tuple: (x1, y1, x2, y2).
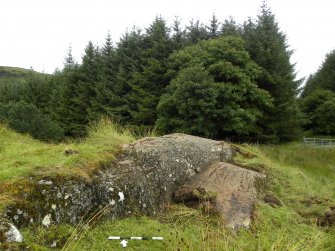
(108, 236, 163, 240)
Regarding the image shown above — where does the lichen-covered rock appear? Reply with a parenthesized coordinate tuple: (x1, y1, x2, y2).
(175, 162, 266, 229)
(94, 133, 234, 217)
(4, 134, 235, 228)
(5, 178, 97, 227)
(0, 218, 23, 243)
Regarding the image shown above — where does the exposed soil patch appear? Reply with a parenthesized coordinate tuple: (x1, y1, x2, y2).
(317, 207, 335, 227)
(263, 194, 282, 207)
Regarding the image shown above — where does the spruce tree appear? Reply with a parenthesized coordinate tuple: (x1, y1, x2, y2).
(114, 27, 145, 123)
(51, 47, 90, 137)
(300, 50, 335, 135)
(301, 50, 335, 97)
(126, 17, 173, 126)
(186, 19, 208, 44)
(171, 17, 187, 50)
(207, 13, 220, 39)
(242, 3, 301, 141)
(221, 17, 241, 36)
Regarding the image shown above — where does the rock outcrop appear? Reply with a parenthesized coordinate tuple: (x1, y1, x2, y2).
(1, 133, 265, 242)
(95, 134, 234, 218)
(175, 162, 265, 229)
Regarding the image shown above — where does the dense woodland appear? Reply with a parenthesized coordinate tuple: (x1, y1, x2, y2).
(0, 4, 334, 142)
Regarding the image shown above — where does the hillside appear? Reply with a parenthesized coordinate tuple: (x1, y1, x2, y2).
(0, 66, 46, 86)
(0, 123, 335, 250)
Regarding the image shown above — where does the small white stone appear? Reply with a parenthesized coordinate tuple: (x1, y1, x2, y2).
(64, 194, 70, 200)
(17, 209, 23, 215)
(110, 199, 116, 205)
(42, 214, 52, 227)
(13, 215, 19, 221)
(164, 187, 167, 191)
(5, 224, 23, 243)
(30, 218, 34, 223)
(51, 204, 57, 210)
(176, 159, 180, 162)
(38, 180, 53, 185)
(51, 241, 57, 248)
(109, 187, 114, 192)
(143, 204, 146, 208)
(118, 191, 125, 202)
(168, 174, 172, 178)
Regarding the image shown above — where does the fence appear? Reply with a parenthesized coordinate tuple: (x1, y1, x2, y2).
(303, 137, 335, 147)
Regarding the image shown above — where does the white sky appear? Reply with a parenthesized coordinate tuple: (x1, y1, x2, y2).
(0, 0, 334, 81)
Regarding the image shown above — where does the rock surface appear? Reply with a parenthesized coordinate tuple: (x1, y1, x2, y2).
(175, 162, 265, 229)
(95, 134, 234, 218)
(0, 218, 23, 243)
(4, 134, 235, 229)
(2, 133, 269, 242)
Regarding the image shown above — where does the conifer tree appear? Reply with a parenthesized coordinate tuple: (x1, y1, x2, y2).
(186, 19, 208, 44)
(300, 50, 335, 135)
(221, 17, 241, 36)
(51, 47, 90, 137)
(301, 50, 335, 97)
(126, 17, 173, 126)
(113, 27, 145, 123)
(242, 3, 301, 141)
(171, 17, 187, 50)
(207, 13, 220, 39)
(22, 69, 52, 114)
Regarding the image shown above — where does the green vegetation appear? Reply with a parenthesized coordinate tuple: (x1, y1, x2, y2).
(300, 50, 335, 135)
(0, 3, 308, 143)
(1, 1, 335, 249)
(157, 37, 272, 139)
(242, 4, 302, 141)
(15, 141, 335, 250)
(0, 120, 134, 182)
(0, 66, 32, 85)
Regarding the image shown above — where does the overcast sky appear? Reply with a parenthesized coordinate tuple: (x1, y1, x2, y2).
(0, 0, 334, 81)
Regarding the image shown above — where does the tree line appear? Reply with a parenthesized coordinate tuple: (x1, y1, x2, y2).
(0, 3, 332, 142)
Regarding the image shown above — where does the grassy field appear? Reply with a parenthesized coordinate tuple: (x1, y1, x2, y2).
(1, 123, 335, 250)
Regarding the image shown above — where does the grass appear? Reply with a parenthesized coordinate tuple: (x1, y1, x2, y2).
(0, 66, 33, 76)
(0, 120, 135, 182)
(0, 120, 135, 210)
(0, 66, 38, 86)
(16, 140, 335, 250)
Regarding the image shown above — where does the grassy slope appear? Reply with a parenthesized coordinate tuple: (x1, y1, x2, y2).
(1, 125, 335, 250)
(0, 66, 34, 85)
(62, 144, 333, 251)
(0, 120, 134, 181)
(0, 120, 135, 210)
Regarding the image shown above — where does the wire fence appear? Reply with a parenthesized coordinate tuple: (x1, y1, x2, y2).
(303, 137, 335, 147)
